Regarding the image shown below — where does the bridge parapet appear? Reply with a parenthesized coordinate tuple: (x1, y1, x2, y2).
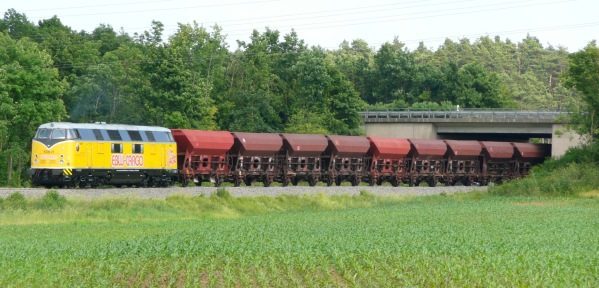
(360, 109, 570, 123)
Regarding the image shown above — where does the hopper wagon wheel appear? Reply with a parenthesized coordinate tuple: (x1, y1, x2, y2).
(214, 177, 222, 187)
(263, 178, 272, 187)
(391, 178, 399, 187)
(291, 177, 298, 186)
(181, 177, 188, 187)
(308, 177, 317, 187)
(427, 178, 437, 187)
(244, 178, 252, 187)
(326, 178, 334, 187)
(234, 177, 242, 187)
(351, 177, 359, 187)
(282, 178, 290, 187)
(335, 177, 342, 186)
(464, 178, 472, 186)
(368, 178, 375, 186)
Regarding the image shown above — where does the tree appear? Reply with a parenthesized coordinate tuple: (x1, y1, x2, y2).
(330, 39, 375, 103)
(0, 32, 67, 186)
(372, 39, 418, 104)
(563, 41, 599, 144)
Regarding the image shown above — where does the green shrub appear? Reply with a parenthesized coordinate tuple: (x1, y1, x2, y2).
(215, 188, 232, 199)
(5, 192, 28, 210)
(34, 190, 67, 209)
(490, 163, 599, 196)
(489, 143, 599, 197)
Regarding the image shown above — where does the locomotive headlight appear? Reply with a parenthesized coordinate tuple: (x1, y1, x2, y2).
(60, 160, 64, 164)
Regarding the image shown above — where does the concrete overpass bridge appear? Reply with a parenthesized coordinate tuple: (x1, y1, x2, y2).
(360, 109, 582, 157)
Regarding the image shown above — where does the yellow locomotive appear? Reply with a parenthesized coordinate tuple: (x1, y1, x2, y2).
(29, 122, 178, 188)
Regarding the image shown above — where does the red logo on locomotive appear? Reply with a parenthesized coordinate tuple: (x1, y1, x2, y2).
(111, 154, 144, 167)
(166, 149, 176, 166)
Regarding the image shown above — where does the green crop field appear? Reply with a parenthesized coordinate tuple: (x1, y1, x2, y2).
(0, 191, 598, 287)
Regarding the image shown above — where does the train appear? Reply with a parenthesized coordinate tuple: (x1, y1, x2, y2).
(28, 122, 551, 188)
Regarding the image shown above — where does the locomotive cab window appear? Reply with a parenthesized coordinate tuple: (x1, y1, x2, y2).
(51, 129, 66, 139)
(132, 144, 144, 154)
(67, 129, 81, 139)
(36, 129, 51, 139)
(111, 143, 123, 154)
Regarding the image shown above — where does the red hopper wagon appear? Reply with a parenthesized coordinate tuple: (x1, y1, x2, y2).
(279, 133, 328, 186)
(230, 132, 283, 187)
(367, 137, 411, 187)
(172, 129, 234, 187)
(323, 135, 371, 186)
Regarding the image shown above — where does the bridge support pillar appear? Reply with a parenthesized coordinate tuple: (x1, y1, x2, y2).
(363, 123, 437, 139)
(552, 124, 584, 158)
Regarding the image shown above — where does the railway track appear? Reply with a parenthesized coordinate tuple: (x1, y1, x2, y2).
(0, 185, 487, 199)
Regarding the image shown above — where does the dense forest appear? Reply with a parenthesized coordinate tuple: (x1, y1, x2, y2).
(0, 8, 597, 186)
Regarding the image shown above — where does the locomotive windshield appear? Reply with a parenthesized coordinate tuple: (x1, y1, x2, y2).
(35, 128, 81, 140)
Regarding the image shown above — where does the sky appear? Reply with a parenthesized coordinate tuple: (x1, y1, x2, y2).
(2, 0, 598, 52)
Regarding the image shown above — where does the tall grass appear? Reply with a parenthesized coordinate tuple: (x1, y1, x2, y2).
(0, 189, 395, 225)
